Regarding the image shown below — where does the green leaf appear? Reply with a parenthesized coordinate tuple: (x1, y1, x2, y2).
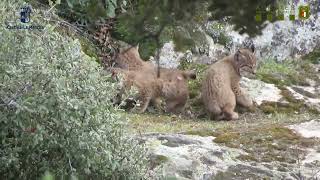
(41, 171, 54, 180)
(66, 0, 74, 8)
(106, 0, 117, 18)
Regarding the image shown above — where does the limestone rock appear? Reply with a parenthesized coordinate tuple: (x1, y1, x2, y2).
(289, 120, 320, 138)
(288, 120, 320, 173)
(151, 41, 184, 69)
(286, 86, 320, 112)
(140, 133, 320, 179)
(240, 77, 283, 106)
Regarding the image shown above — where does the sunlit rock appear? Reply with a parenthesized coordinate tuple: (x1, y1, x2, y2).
(240, 77, 283, 105)
(289, 120, 320, 138)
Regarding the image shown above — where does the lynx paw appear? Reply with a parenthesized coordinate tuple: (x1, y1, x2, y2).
(231, 112, 239, 120)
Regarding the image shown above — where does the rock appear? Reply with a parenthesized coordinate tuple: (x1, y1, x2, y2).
(288, 120, 320, 138)
(194, 44, 229, 65)
(152, 41, 184, 69)
(239, 77, 320, 112)
(288, 120, 320, 176)
(302, 148, 320, 165)
(286, 86, 320, 112)
(140, 133, 249, 179)
(139, 133, 310, 179)
(214, 164, 276, 180)
(195, 55, 213, 65)
(222, 1, 320, 61)
(240, 77, 283, 106)
(157, 12, 320, 66)
(151, 3, 320, 68)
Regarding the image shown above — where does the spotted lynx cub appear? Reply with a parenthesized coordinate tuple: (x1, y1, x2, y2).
(111, 46, 196, 113)
(201, 46, 257, 120)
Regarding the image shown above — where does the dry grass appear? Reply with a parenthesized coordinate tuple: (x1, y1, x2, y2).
(125, 111, 317, 135)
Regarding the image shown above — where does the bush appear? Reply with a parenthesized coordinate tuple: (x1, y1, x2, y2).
(56, 0, 122, 26)
(0, 1, 148, 179)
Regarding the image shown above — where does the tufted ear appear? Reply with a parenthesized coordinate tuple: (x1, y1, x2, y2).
(250, 44, 255, 53)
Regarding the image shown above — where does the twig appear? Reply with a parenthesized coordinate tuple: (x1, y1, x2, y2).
(312, 169, 320, 179)
(69, 158, 74, 172)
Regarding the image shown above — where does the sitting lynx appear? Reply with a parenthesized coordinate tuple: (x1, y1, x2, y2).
(201, 46, 257, 120)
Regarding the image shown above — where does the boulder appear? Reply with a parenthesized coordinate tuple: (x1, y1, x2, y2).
(240, 77, 282, 106)
(140, 133, 320, 179)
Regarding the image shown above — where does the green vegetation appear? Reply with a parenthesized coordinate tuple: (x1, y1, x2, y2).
(257, 59, 294, 75)
(213, 125, 315, 164)
(217, 32, 232, 47)
(129, 110, 318, 169)
(0, 1, 148, 179)
(179, 61, 208, 99)
(302, 48, 320, 64)
(259, 101, 304, 114)
(112, 0, 278, 59)
(213, 132, 240, 145)
(1, 0, 318, 179)
(78, 36, 100, 61)
(150, 155, 169, 168)
(128, 109, 317, 134)
(256, 58, 320, 87)
(255, 57, 319, 114)
(256, 59, 297, 86)
(112, 18, 174, 59)
(56, 0, 121, 26)
(32, 0, 281, 64)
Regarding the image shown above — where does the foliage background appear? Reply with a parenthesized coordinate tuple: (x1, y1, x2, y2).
(30, 0, 278, 61)
(0, 0, 149, 179)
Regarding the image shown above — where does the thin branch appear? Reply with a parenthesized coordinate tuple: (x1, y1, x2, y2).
(312, 169, 320, 179)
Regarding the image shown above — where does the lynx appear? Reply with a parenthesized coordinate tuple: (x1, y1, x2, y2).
(111, 45, 196, 113)
(112, 68, 196, 113)
(158, 68, 196, 113)
(201, 46, 257, 120)
(114, 45, 154, 72)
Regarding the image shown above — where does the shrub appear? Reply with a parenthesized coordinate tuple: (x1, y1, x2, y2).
(56, 0, 122, 26)
(0, 1, 148, 179)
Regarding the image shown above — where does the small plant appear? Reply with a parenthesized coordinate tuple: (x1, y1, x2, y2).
(256, 59, 303, 86)
(302, 48, 320, 64)
(257, 59, 294, 75)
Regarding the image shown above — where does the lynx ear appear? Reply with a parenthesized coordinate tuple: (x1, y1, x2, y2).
(250, 44, 255, 53)
(135, 43, 139, 51)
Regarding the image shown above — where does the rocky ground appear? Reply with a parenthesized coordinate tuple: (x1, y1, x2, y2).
(131, 114, 320, 179)
(128, 75, 320, 179)
(119, 6, 320, 178)
(126, 49, 320, 179)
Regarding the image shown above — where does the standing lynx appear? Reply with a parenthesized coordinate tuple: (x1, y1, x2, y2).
(201, 46, 257, 120)
(114, 45, 154, 71)
(111, 45, 196, 113)
(112, 68, 196, 113)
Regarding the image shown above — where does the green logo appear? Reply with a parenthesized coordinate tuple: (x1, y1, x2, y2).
(298, 5, 310, 19)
